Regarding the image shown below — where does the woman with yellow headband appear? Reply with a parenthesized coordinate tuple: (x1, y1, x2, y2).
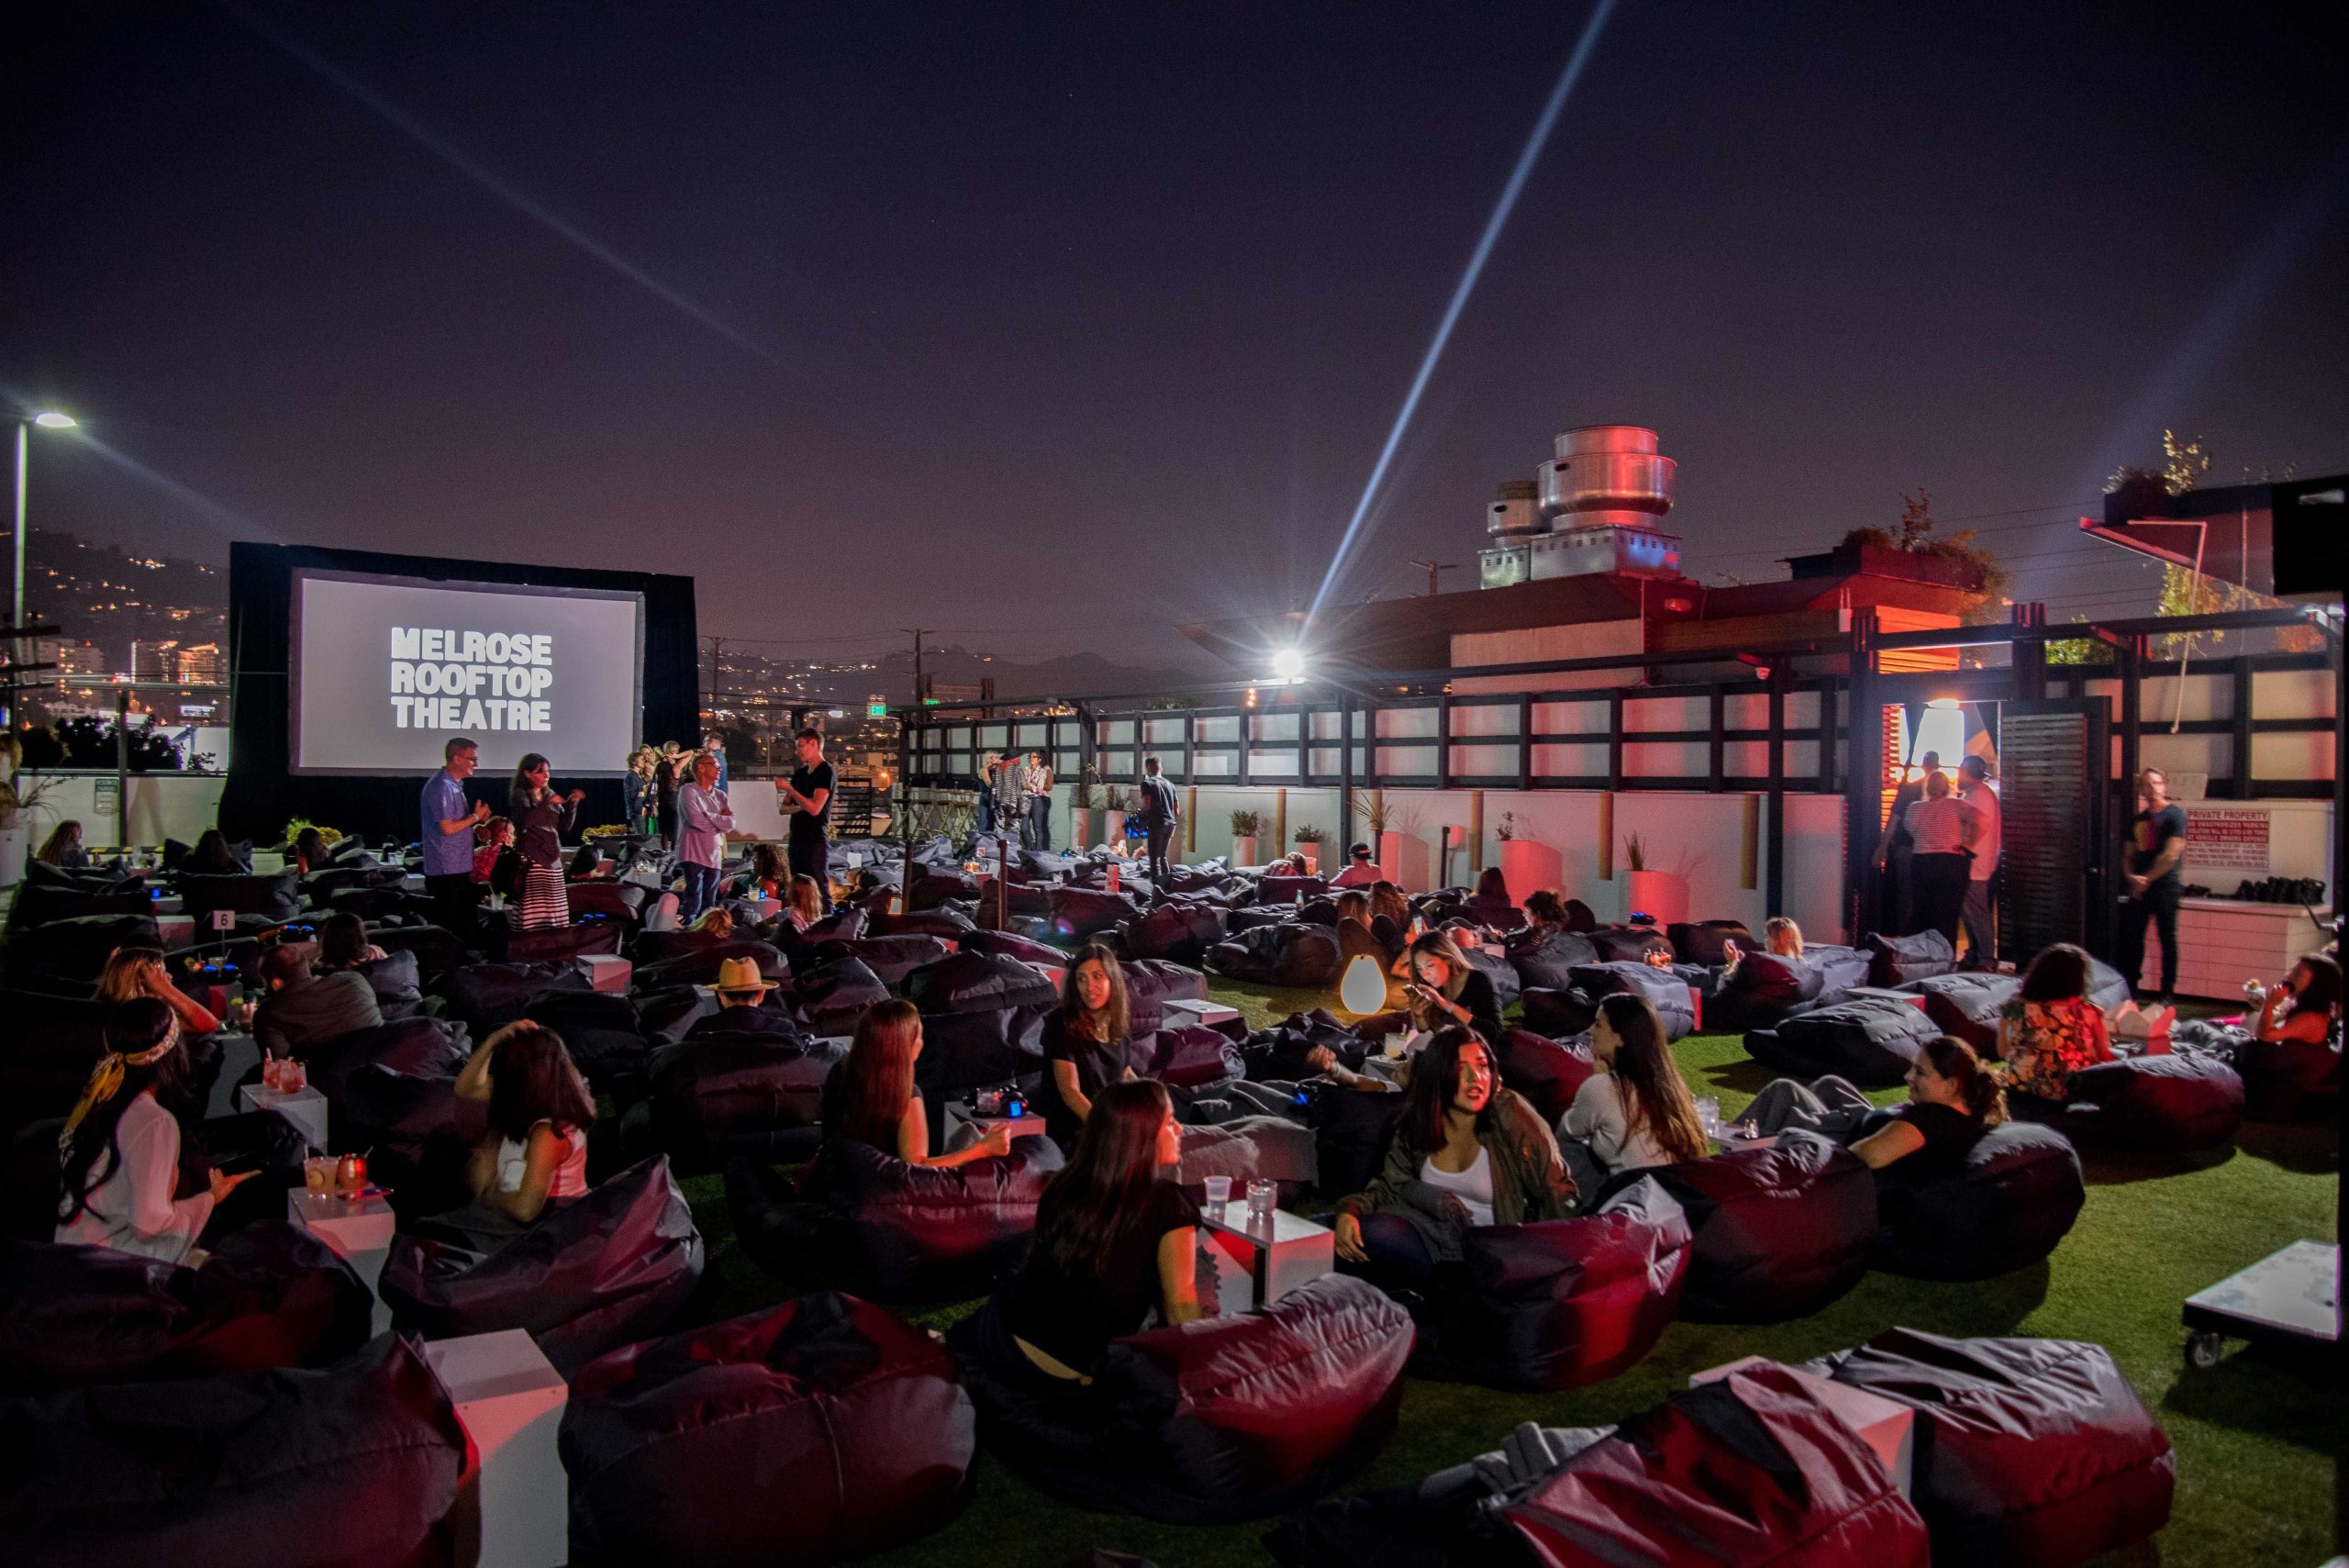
(56, 998, 253, 1263)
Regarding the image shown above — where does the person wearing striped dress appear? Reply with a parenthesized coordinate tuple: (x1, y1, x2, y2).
(507, 752, 584, 931)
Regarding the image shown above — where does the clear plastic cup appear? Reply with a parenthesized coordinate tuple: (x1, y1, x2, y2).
(1202, 1174, 1232, 1210)
(1695, 1095, 1721, 1138)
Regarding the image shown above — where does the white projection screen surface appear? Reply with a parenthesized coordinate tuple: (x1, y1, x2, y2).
(292, 570, 644, 775)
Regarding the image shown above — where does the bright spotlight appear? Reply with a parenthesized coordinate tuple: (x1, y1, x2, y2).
(31, 412, 76, 429)
(1271, 648, 1307, 684)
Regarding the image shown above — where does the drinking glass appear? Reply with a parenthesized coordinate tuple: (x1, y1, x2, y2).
(1694, 1096, 1721, 1138)
(1245, 1178, 1275, 1221)
(283, 1060, 306, 1094)
(303, 1156, 334, 1199)
(1202, 1174, 1232, 1212)
(976, 1087, 1003, 1117)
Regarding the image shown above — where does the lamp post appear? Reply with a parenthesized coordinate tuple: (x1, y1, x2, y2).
(12, 410, 76, 630)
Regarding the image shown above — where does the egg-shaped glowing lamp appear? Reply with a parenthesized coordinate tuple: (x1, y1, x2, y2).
(1340, 954, 1388, 1015)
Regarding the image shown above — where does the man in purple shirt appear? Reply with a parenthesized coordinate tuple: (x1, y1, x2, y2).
(421, 736, 489, 941)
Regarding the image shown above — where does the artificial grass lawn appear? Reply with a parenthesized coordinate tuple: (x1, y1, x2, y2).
(672, 978, 2341, 1568)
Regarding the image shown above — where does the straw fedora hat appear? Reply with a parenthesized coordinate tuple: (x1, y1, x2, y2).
(713, 956, 778, 996)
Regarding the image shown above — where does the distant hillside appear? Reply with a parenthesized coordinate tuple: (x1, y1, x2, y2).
(876, 644, 1210, 704)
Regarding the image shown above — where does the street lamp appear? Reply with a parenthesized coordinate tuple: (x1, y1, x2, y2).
(13, 410, 77, 630)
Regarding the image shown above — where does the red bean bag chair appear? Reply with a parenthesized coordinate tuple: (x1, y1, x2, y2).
(2054, 1052, 2244, 1152)
(952, 1273, 1413, 1524)
(1667, 919, 1753, 965)
(2237, 1029, 2341, 1121)
(1121, 957, 1208, 1032)
(1420, 1176, 1691, 1391)
(1124, 900, 1230, 964)
(378, 1156, 705, 1374)
(645, 1035, 844, 1171)
(729, 1136, 1063, 1302)
(959, 929, 1062, 965)
(0, 1334, 467, 1568)
(904, 951, 1060, 1014)
(560, 1292, 976, 1568)
(1135, 1024, 1245, 1089)
(1494, 1028, 1595, 1125)
(0, 1221, 372, 1395)
(1501, 1361, 1930, 1567)
(1050, 885, 1146, 941)
(1871, 1118, 2084, 1280)
(1745, 994, 1940, 1088)
(1636, 1131, 1878, 1322)
(1806, 1329, 2174, 1568)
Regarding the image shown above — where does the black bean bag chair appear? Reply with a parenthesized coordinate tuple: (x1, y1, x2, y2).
(729, 1136, 1063, 1302)
(1, 1118, 67, 1241)
(1589, 924, 1674, 964)
(564, 880, 645, 923)
(560, 1291, 976, 1568)
(1207, 922, 1341, 987)
(960, 928, 1064, 966)
(1459, 946, 1520, 1014)
(1497, 1361, 1929, 1566)
(2237, 1029, 2342, 1121)
(1668, 919, 1753, 965)
(1905, 970, 2016, 1052)
(0, 1221, 371, 1395)
(1303, 1078, 1408, 1199)
(833, 934, 952, 987)
(867, 906, 977, 940)
(1866, 928, 1955, 987)
(1242, 1009, 1370, 1082)
(2054, 1052, 2244, 1152)
(6, 879, 154, 929)
(630, 926, 745, 964)
(335, 947, 423, 1020)
(1254, 873, 1331, 907)
(497, 917, 625, 964)
(1745, 994, 1941, 1088)
(1798, 941, 1873, 999)
(1705, 951, 1828, 1032)
(0, 1333, 468, 1568)
(6, 912, 163, 988)
(175, 870, 302, 923)
(908, 865, 983, 911)
(1633, 1130, 1878, 1322)
(440, 959, 590, 1031)
(1456, 894, 1524, 932)
(1806, 1329, 2174, 1568)
(905, 951, 1061, 1014)
(378, 1156, 705, 1375)
(185, 1109, 315, 1236)
(1494, 1028, 1596, 1126)
(521, 990, 652, 1092)
(1518, 985, 1597, 1039)
(1134, 1025, 1245, 1089)
(1049, 885, 1145, 941)
(335, 1066, 481, 1224)
(298, 862, 408, 902)
(952, 1273, 1412, 1524)
(1872, 1118, 2085, 1280)
(1123, 900, 1230, 965)
(632, 939, 788, 992)
(370, 922, 466, 982)
(912, 1005, 1053, 1101)
(298, 1014, 471, 1107)
(645, 1035, 844, 1170)
(1505, 928, 1600, 992)
(1120, 958, 1208, 1032)
(1567, 961, 1695, 1040)
(793, 955, 890, 1036)
(1225, 905, 1289, 934)
(1417, 1176, 1691, 1392)
(320, 884, 426, 924)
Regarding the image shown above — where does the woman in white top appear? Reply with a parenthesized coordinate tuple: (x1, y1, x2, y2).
(56, 998, 255, 1264)
(1559, 993, 1709, 1205)
(455, 1020, 595, 1229)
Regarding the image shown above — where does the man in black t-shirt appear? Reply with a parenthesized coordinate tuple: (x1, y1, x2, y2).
(2118, 767, 2188, 1003)
(1136, 754, 1179, 895)
(780, 728, 837, 913)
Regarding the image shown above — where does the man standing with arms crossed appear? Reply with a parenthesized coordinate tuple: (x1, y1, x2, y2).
(1136, 755, 1178, 896)
(421, 736, 489, 944)
(674, 751, 734, 925)
(780, 728, 836, 912)
(2118, 767, 2188, 1006)
(1957, 754, 2000, 969)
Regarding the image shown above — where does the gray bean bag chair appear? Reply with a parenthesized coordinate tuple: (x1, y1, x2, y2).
(1566, 961, 1695, 1040)
(1120, 958, 1209, 1033)
(1207, 922, 1341, 988)
(1506, 928, 1600, 992)
(1746, 994, 1941, 1087)
(904, 951, 1060, 1015)
(1865, 929, 1955, 987)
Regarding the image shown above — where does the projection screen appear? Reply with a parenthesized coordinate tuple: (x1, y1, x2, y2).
(291, 569, 644, 775)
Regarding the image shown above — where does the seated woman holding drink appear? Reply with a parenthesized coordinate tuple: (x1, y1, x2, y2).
(818, 999, 1015, 1170)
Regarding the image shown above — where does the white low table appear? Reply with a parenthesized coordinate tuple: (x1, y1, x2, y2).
(1199, 1205, 1333, 1316)
(157, 914, 196, 948)
(1164, 997, 1241, 1029)
(423, 1330, 570, 1568)
(1692, 1355, 1913, 1496)
(242, 1083, 330, 1151)
(151, 893, 185, 915)
(289, 1189, 398, 1335)
(574, 953, 632, 994)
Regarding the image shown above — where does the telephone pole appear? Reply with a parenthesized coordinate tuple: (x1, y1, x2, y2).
(1410, 559, 1457, 596)
(897, 627, 929, 706)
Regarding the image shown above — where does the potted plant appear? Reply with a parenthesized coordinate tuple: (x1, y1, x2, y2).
(1068, 772, 1100, 850)
(1101, 779, 1126, 851)
(0, 771, 48, 890)
(1293, 823, 1330, 874)
(1353, 789, 1423, 890)
(1621, 831, 1690, 928)
(1230, 808, 1261, 868)
(1495, 810, 1561, 910)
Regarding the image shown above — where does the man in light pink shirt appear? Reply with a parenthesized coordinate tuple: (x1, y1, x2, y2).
(1330, 841, 1381, 888)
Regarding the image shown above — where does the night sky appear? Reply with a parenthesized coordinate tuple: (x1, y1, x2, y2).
(5, 3, 2343, 672)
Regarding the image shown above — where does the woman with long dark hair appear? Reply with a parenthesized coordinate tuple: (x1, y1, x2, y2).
(980, 1078, 1198, 1381)
(1558, 993, 1709, 1196)
(1332, 1027, 1575, 1288)
(183, 828, 241, 874)
(1997, 942, 2112, 1108)
(445, 1021, 596, 1235)
(36, 818, 86, 868)
(1742, 1035, 2005, 1186)
(506, 752, 584, 931)
(314, 910, 387, 970)
(1390, 929, 1503, 1044)
(820, 999, 1014, 1169)
(1037, 943, 1137, 1147)
(2252, 951, 2343, 1051)
(57, 999, 253, 1262)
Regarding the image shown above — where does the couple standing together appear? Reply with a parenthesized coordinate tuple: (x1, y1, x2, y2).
(675, 728, 837, 924)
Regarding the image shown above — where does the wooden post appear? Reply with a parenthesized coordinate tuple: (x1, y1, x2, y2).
(1468, 789, 1485, 876)
(1598, 791, 1614, 882)
(1274, 787, 1286, 862)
